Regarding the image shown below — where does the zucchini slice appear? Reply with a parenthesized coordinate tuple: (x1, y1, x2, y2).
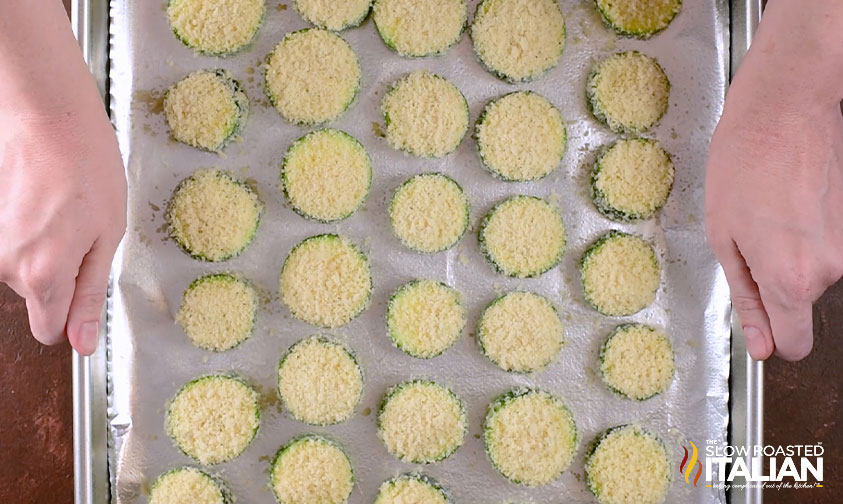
(475, 91, 566, 181)
(477, 291, 564, 373)
(591, 138, 674, 221)
(594, 0, 681, 39)
(375, 473, 452, 504)
(294, 0, 372, 31)
(270, 434, 354, 504)
(386, 280, 465, 358)
(484, 388, 577, 486)
(281, 128, 372, 222)
(166, 374, 260, 465)
(599, 324, 674, 400)
(280, 234, 372, 328)
(389, 173, 469, 253)
(149, 467, 232, 504)
(166, 169, 263, 262)
(277, 336, 363, 425)
(176, 273, 257, 352)
(265, 29, 361, 125)
(587, 51, 670, 134)
(580, 231, 660, 316)
(478, 195, 566, 278)
(471, 0, 565, 82)
(164, 69, 249, 152)
(167, 0, 265, 55)
(381, 71, 469, 158)
(585, 425, 671, 504)
(378, 379, 466, 463)
(373, 0, 466, 57)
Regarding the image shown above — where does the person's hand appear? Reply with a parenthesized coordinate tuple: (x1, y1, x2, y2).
(705, 2, 843, 361)
(0, 106, 126, 355)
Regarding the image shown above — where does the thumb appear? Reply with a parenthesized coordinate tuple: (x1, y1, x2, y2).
(715, 238, 775, 360)
(66, 238, 114, 355)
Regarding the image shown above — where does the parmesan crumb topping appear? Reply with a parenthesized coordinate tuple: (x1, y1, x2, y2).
(476, 91, 566, 181)
(280, 234, 372, 328)
(378, 380, 466, 463)
(600, 324, 674, 400)
(581, 231, 660, 316)
(149, 467, 228, 504)
(373, 0, 466, 57)
(471, 0, 566, 82)
(592, 138, 674, 221)
(282, 128, 371, 222)
(278, 336, 363, 425)
(484, 389, 577, 486)
(478, 291, 564, 373)
(271, 435, 354, 504)
(588, 51, 669, 133)
(387, 280, 465, 358)
(375, 474, 451, 504)
(265, 29, 361, 125)
(177, 273, 257, 352)
(389, 173, 469, 253)
(479, 195, 566, 278)
(167, 169, 262, 262)
(295, 0, 372, 31)
(168, 0, 265, 55)
(166, 375, 260, 465)
(585, 425, 671, 504)
(382, 71, 468, 158)
(595, 0, 682, 38)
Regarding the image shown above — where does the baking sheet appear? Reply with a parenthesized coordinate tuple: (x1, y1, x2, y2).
(107, 0, 732, 502)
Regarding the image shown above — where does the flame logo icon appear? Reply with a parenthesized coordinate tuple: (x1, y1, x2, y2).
(680, 441, 703, 487)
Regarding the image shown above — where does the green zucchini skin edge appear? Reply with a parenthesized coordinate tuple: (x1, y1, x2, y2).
(477, 195, 566, 278)
(269, 433, 354, 504)
(598, 323, 675, 401)
(165, 170, 263, 263)
(167, 0, 266, 56)
(149, 466, 234, 504)
(376, 379, 467, 464)
(372, 0, 466, 58)
(385, 279, 464, 359)
(280, 128, 372, 223)
(376, 473, 453, 503)
(276, 335, 364, 425)
(180, 273, 258, 352)
(593, 0, 682, 39)
(388, 172, 470, 253)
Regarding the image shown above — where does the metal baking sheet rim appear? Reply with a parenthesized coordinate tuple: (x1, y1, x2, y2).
(67, 0, 766, 502)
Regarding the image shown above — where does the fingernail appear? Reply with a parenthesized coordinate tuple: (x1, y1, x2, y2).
(78, 321, 99, 356)
(743, 326, 768, 359)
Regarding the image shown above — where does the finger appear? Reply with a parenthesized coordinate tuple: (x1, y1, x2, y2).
(24, 275, 75, 346)
(714, 238, 775, 360)
(759, 284, 814, 361)
(65, 238, 114, 355)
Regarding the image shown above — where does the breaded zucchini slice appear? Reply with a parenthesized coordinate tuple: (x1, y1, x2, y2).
(265, 29, 361, 125)
(475, 91, 566, 181)
(270, 434, 354, 504)
(294, 0, 372, 31)
(149, 467, 232, 504)
(585, 425, 671, 504)
(591, 138, 674, 221)
(176, 273, 258, 352)
(166, 169, 263, 262)
(580, 231, 660, 316)
(381, 71, 469, 158)
(167, 0, 265, 55)
(478, 291, 564, 373)
(471, 0, 566, 82)
(373, 0, 466, 57)
(378, 379, 467, 463)
(164, 69, 249, 152)
(595, 0, 681, 39)
(281, 128, 372, 222)
(600, 324, 674, 400)
(280, 234, 372, 328)
(478, 195, 566, 278)
(484, 388, 577, 486)
(277, 335, 363, 425)
(386, 280, 465, 358)
(587, 51, 670, 134)
(375, 473, 452, 504)
(166, 374, 260, 465)
(389, 173, 469, 253)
